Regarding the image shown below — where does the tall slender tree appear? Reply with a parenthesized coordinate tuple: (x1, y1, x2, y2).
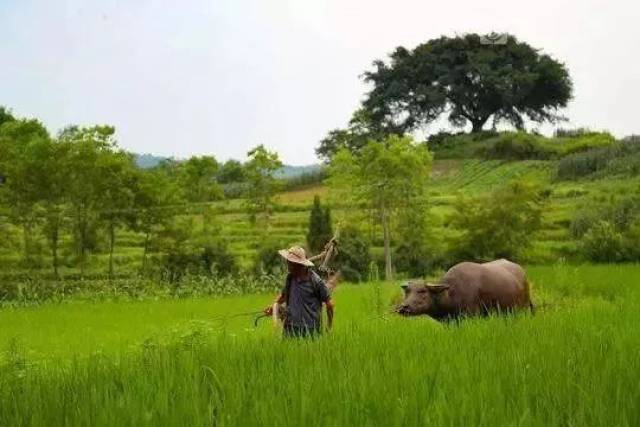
(329, 135, 432, 280)
(307, 195, 333, 254)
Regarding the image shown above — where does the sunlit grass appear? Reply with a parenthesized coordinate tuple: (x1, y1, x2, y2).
(1, 265, 639, 425)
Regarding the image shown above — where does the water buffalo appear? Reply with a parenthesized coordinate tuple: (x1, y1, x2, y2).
(397, 259, 533, 320)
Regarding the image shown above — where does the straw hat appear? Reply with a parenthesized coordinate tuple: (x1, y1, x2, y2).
(278, 246, 314, 267)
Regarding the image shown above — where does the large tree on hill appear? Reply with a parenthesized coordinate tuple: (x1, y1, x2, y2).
(363, 34, 573, 135)
(318, 34, 573, 161)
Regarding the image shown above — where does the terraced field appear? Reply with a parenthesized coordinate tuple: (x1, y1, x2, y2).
(2, 158, 638, 274)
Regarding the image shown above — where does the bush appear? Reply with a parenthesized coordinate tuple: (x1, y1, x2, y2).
(580, 221, 624, 262)
(556, 139, 640, 180)
(570, 196, 640, 239)
(481, 132, 552, 160)
(480, 131, 615, 161)
(393, 207, 445, 277)
(156, 241, 237, 283)
(331, 226, 371, 282)
(449, 180, 546, 261)
(253, 240, 288, 275)
(201, 242, 238, 276)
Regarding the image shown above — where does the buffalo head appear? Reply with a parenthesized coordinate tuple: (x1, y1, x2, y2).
(396, 281, 449, 316)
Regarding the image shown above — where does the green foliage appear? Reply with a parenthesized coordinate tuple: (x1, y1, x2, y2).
(557, 137, 640, 180)
(480, 131, 616, 161)
(0, 106, 15, 129)
(570, 196, 640, 262)
(201, 241, 238, 276)
(316, 109, 379, 161)
(306, 195, 333, 253)
(481, 132, 554, 160)
(179, 156, 224, 203)
(244, 145, 283, 227)
(580, 221, 624, 262)
(362, 33, 572, 134)
(252, 239, 287, 275)
(394, 206, 444, 277)
(450, 180, 546, 261)
(216, 159, 246, 184)
(331, 225, 371, 282)
(570, 196, 640, 239)
(329, 135, 432, 279)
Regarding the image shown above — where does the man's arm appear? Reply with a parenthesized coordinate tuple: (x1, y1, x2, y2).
(325, 299, 335, 330)
(264, 293, 286, 315)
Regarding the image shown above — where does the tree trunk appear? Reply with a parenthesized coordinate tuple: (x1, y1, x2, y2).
(382, 210, 393, 281)
(79, 221, 86, 278)
(141, 232, 150, 274)
(108, 221, 115, 280)
(471, 118, 487, 133)
(52, 226, 59, 279)
(22, 221, 32, 264)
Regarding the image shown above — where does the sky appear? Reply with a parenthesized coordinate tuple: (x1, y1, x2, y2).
(1, 0, 639, 165)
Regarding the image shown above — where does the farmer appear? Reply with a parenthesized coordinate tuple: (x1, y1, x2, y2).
(264, 246, 335, 338)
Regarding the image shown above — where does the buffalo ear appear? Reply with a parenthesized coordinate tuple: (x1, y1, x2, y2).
(426, 283, 449, 294)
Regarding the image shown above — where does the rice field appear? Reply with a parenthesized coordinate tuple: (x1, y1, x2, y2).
(1, 264, 639, 426)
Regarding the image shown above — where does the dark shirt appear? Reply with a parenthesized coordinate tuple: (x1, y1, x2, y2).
(282, 270, 330, 335)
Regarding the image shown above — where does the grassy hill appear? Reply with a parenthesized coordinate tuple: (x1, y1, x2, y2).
(2, 130, 639, 279)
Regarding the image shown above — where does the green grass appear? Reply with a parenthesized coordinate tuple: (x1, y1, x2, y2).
(1, 264, 639, 425)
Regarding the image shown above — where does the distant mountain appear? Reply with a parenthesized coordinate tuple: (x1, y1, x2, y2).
(133, 153, 321, 178)
(134, 153, 168, 169)
(275, 164, 322, 178)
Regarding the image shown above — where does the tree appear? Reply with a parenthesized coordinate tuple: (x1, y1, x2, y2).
(133, 168, 182, 272)
(31, 138, 71, 277)
(60, 125, 120, 276)
(0, 106, 15, 128)
(330, 225, 371, 282)
(362, 33, 572, 134)
(0, 119, 51, 264)
(316, 109, 378, 161)
(394, 204, 441, 277)
(179, 156, 224, 203)
(328, 135, 432, 280)
(95, 150, 138, 279)
(217, 159, 246, 184)
(244, 145, 282, 229)
(306, 195, 333, 253)
(450, 180, 545, 261)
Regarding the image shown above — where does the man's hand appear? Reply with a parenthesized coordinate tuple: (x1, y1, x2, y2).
(325, 299, 335, 331)
(264, 305, 274, 316)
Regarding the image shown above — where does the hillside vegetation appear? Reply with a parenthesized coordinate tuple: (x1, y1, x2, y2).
(2, 128, 640, 298)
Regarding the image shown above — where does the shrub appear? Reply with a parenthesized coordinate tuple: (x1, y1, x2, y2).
(570, 196, 640, 239)
(580, 221, 624, 262)
(306, 196, 333, 254)
(393, 207, 445, 277)
(556, 139, 640, 180)
(481, 132, 552, 160)
(253, 240, 288, 275)
(331, 226, 371, 282)
(449, 180, 546, 261)
(201, 242, 238, 276)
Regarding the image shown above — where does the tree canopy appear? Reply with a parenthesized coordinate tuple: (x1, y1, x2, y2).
(328, 135, 432, 279)
(363, 33, 573, 135)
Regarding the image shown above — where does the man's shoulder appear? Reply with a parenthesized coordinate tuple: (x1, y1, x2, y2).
(309, 270, 325, 285)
